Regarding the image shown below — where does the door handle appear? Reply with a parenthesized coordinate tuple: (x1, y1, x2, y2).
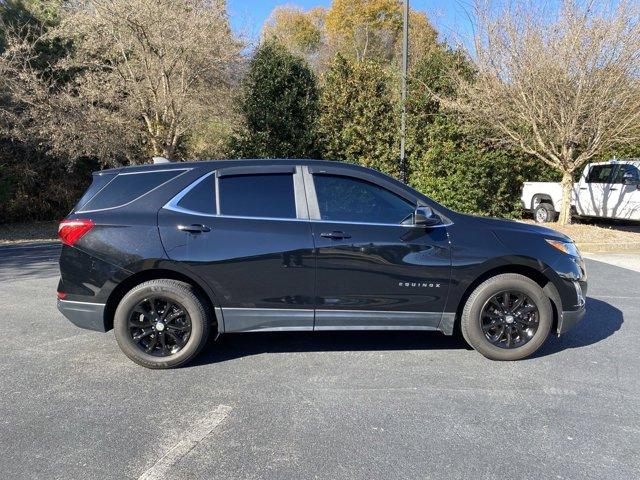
(579, 187, 588, 190)
(320, 231, 351, 240)
(178, 224, 211, 233)
(609, 187, 618, 191)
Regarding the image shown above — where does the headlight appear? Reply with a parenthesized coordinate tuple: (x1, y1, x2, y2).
(546, 239, 581, 257)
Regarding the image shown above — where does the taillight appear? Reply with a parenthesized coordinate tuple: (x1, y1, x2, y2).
(57, 291, 66, 300)
(58, 219, 95, 246)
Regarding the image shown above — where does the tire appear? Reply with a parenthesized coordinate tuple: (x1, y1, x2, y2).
(460, 274, 552, 361)
(534, 202, 556, 223)
(114, 279, 211, 369)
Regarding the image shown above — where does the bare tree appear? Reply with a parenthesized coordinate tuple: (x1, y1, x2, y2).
(447, 0, 640, 224)
(1, 0, 242, 165)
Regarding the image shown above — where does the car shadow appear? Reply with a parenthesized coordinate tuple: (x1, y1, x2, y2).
(191, 329, 471, 366)
(533, 296, 624, 357)
(192, 296, 623, 366)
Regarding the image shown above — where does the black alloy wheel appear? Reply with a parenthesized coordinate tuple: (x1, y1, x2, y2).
(480, 291, 539, 349)
(128, 297, 192, 356)
(114, 279, 211, 369)
(460, 273, 552, 361)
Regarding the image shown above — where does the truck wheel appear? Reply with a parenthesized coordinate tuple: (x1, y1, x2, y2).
(461, 274, 552, 361)
(534, 203, 556, 223)
(113, 279, 211, 369)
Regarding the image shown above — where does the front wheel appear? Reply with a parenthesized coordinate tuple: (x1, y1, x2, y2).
(114, 279, 211, 369)
(461, 274, 552, 361)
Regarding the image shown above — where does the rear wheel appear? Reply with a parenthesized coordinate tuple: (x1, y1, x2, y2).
(534, 202, 556, 223)
(461, 274, 552, 361)
(114, 280, 211, 369)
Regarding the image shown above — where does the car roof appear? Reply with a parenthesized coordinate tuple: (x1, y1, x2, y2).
(99, 158, 369, 175)
(588, 159, 640, 167)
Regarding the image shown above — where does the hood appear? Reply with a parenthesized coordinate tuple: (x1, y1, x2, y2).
(457, 213, 572, 242)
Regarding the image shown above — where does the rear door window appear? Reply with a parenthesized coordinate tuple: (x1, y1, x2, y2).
(175, 173, 216, 214)
(218, 173, 296, 218)
(80, 170, 183, 211)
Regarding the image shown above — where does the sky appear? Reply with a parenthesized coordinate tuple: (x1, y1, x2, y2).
(227, 0, 476, 49)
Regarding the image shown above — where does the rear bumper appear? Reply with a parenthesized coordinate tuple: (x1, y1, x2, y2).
(57, 299, 106, 332)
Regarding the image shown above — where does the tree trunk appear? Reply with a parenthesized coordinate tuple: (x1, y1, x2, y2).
(557, 170, 574, 225)
(162, 144, 174, 160)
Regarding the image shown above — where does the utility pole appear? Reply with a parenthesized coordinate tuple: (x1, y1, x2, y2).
(399, 0, 409, 184)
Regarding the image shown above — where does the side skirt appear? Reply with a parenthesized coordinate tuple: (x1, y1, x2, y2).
(218, 307, 456, 334)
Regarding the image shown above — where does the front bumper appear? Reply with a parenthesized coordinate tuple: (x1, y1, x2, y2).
(557, 304, 586, 335)
(57, 299, 107, 332)
(557, 278, 587, 335)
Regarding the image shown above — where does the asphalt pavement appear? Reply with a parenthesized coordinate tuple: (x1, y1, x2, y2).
(0, 243, 638, 480)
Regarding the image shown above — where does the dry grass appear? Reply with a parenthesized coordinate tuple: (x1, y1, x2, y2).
(521, 219, 640, 251)
(0, 221, 59, 244)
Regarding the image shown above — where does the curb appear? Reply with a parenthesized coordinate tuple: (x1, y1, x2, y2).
(0, 240, 60, 251)
(576, 242, 640, 253)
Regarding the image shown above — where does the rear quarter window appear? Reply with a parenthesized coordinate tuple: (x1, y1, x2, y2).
(79, 170, 184, 212)
(74, 172, 117, 212)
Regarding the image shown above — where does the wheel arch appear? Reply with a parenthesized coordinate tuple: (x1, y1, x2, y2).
(531, 194, 555, 211)
(452, 264, 562, 335)
(103, 266, 219, 332)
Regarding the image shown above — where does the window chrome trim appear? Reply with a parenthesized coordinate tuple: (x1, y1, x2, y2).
(165, 168, 306, 221)
(163, 171, 215, 216)
(117, 168, 188, 176)
(310, 219, 451, 228)
(77, 168, 191, 213)
(163, 168, 452, 227)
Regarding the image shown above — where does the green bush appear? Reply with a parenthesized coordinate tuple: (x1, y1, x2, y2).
(318, 54, 400, 177)
(229, 40, 319, 158)
(409, 135, 553, 218)
(0, 140, 96, 223)
(405, 47, 558, 218)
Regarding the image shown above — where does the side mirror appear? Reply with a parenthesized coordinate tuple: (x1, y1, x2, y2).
(414, 206, 441, 227)
(623, 173, 640, 186)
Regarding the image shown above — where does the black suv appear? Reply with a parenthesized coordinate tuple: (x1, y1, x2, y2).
(57, 159, 587, 368)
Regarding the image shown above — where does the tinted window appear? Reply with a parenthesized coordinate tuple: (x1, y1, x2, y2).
(611, 165, 640, 184)
(74, 172, 116, 211)
(177, 174, 216, 214)
(81, 170, 182, 211)
(586, 165, 614, 183)
(219, 173, 296, 218)
(314, 174, 414, 224)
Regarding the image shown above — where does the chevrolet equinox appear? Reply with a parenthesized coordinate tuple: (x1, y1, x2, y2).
(57, 159, 587, 368)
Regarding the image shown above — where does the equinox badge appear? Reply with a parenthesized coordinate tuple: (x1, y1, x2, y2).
(399, 282, 441, 288)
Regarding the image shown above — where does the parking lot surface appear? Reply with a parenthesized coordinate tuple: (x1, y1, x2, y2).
(0, 244, 638, 480)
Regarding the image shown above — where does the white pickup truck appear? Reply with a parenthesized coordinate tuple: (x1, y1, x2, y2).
(521, 160, 640, 223)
